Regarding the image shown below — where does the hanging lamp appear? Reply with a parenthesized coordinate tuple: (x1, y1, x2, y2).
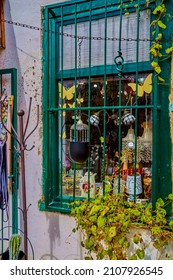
(122, 126, 135, 163)
(69, 115, 90, 163)
(137, 121, 152, 163)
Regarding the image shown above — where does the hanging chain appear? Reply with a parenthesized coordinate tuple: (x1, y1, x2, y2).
(78, 38, 83, 72)
(114, 2, 124, 74)
(77, 38, 83, 109)
(1, 19, 172, 43)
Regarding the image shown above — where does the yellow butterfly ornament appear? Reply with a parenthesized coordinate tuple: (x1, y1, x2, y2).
(58, 83, 75, 100)
(68, 102, 75, 108)
(77, 97, 84, 105)
(128, 73, 153, 97)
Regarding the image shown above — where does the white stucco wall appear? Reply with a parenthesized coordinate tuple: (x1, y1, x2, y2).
(1, 0, 82, 260)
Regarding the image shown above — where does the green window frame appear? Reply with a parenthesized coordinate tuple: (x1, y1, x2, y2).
(40, 0, 172, 214)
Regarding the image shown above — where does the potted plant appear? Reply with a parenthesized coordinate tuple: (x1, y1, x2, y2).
(71, 184, 173, 260)
(1, 234, 25, 260)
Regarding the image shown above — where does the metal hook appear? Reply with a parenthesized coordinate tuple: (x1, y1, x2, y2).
(23, 104, 39, 146)
(25, 144, 35, 152)
(23, 97, 32, 138)
(0, 97, 21, 146)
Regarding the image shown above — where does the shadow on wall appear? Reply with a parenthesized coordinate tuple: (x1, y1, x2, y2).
(43, 213, 60, 260)
(40, 213, 82, 260)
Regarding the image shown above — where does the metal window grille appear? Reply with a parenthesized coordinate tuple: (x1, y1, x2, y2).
(41, 0, 172, 214)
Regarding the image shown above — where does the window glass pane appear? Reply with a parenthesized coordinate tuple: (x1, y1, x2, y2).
(58, 10, 150, 70)
(58, 73, 152, 202)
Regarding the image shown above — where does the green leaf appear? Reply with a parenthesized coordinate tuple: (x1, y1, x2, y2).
(136, 248, 145, 259)
(151, 62, 161, 74)
(85, 238, 94, 249)
(156, 198, 165, 208)
(157, 20, 166, 29)
(84, 256, 93, 260)
(91, 225, 97, 235)
(156, 33, 163, 41)
(154, 66, 161, 74)
(108, 227, 117, 238)
(133, 234, 140, 244)
(129, 254, 138, 260)
(158, 76, 165, 83)
(169, 221, 173, 227)
(97, 216, 106, 228)
(131, 209, 141, 216)
(89, 215, 97, 223)
(168, 194, 173, 201)
(118, 237, 126, 246)
(152, 226, 162, 235)
(152, 4, 166, 15)
(165, 46, 173, 55)
(90, 205, 100, 216)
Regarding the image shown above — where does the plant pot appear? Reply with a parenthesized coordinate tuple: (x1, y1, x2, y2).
(1, 249, 25, 260)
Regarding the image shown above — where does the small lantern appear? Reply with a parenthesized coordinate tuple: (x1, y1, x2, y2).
(69, 116, 90, 163)
(121, 126, 135, 163)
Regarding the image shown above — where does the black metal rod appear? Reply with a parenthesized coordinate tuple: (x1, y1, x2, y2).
(17, 110, 28, 260)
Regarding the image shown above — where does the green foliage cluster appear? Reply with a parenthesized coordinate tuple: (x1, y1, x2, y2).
(149, 1, 173, 82)
(121, 0, 173, 82)
(71, 186, 173, 260)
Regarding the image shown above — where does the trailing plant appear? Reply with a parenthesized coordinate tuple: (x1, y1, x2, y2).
(121, 0, 173, 82)
(149, 1, 173, 82)
(71, 185, 173, 260)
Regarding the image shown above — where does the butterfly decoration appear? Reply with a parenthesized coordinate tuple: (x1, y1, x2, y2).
(58, 83, 75, 100)
(68, 98, 84, 108)
(128, 73, 152, 97)
(77, 97, 84, 105)
(68, 102, 75, 108)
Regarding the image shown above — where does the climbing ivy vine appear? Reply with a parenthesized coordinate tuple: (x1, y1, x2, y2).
(121, 0, 172, 82)
(149, 1, 173, 82)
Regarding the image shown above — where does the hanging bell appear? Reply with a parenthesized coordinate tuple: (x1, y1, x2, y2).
(70, 116, 90, 163)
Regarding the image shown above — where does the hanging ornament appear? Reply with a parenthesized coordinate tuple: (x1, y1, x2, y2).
(122, 125, 135, 163)
(90, 112, 100, 127)
(69, 115, 89, 163)
(137, 94, 152, 163)
(121, 109, 135, 126)
(137, 120, 152, 163)
(122, 95, 135, 126)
